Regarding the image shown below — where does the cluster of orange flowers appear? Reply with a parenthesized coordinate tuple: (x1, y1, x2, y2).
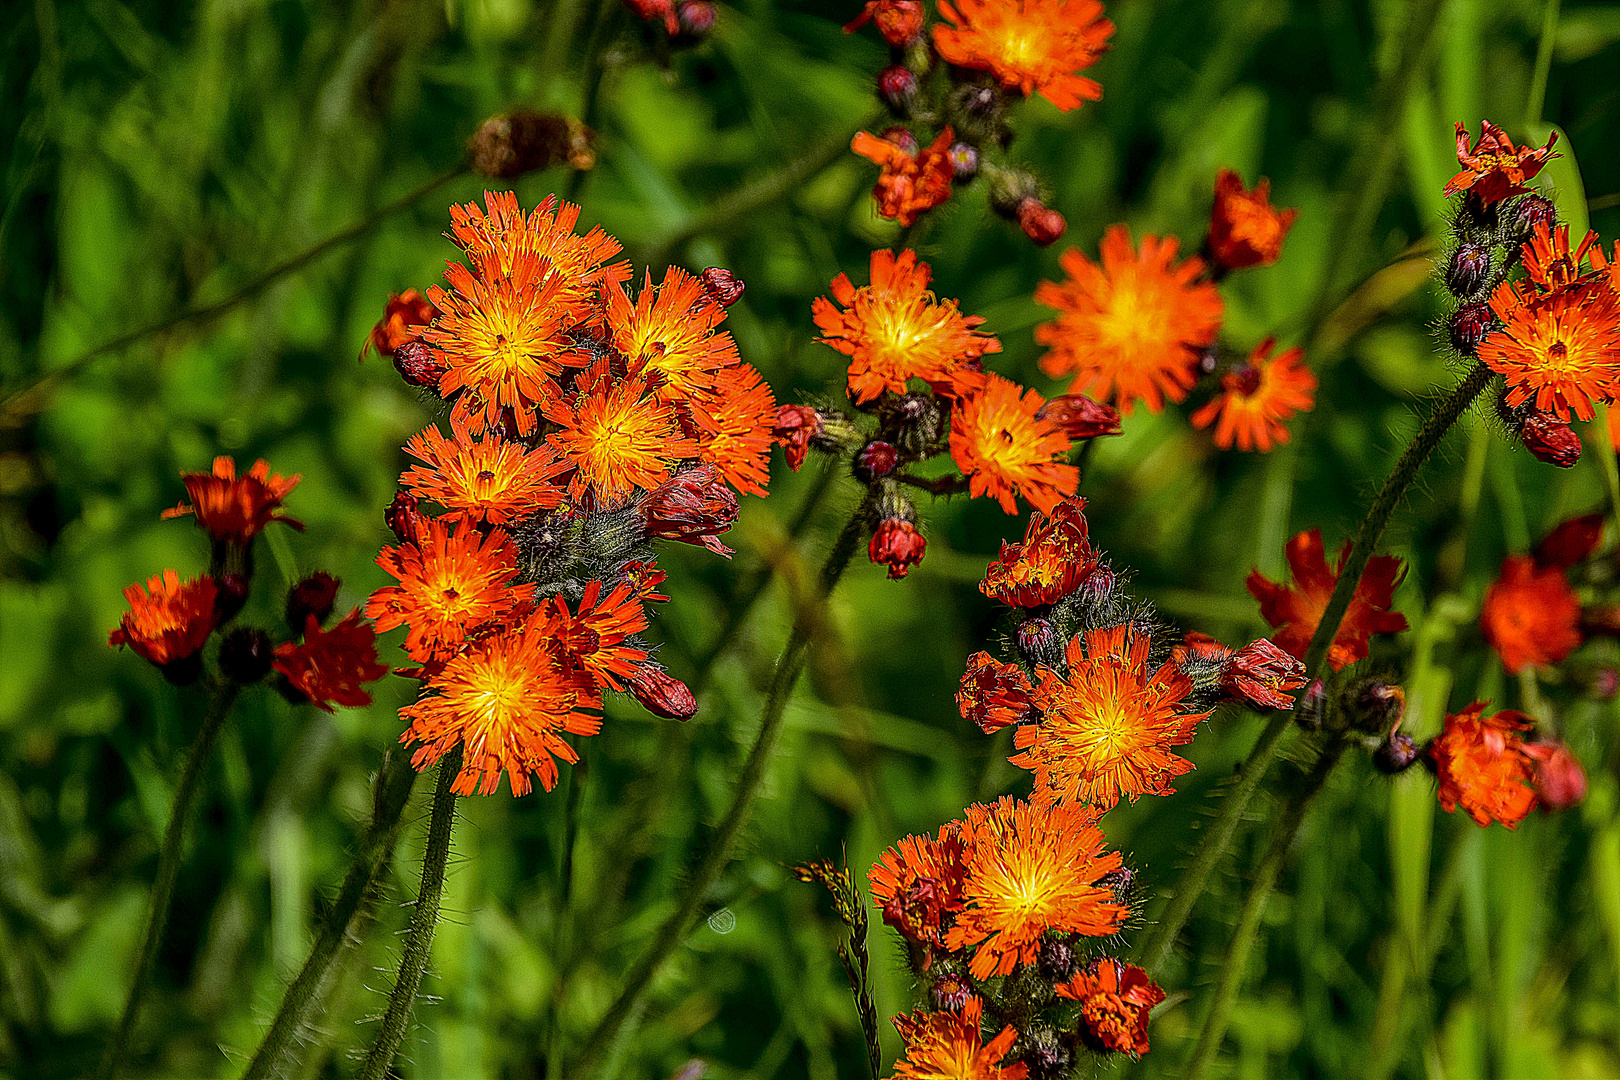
(1480, 513, 1617, 679)
(361, 192, 775, 797)
(774, 249, 1121, 579)
(110, 458, 389, 710)
(865, 497, 1308, 1074)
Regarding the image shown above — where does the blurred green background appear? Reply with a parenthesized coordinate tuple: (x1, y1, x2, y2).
(4, 0, 1620, 1076)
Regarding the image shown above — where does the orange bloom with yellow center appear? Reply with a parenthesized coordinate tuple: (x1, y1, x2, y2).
(1429, 702, 1539, 828)
(689, 363, 778, 497)
(1016, 624, 1209, 809)
(544, 370, 699, 506)
(850, 127, 956, 227)
(446, 190, 629, 314)
(933, 0, 1114, 112)
(1444, 121, 1558, 206)
(813, 248, 999, 404)
(1035, 225, 1224, 415)
(949, 374, 1077, 514)
(1479, 555, 1582, 674)
(1478, 279, 1620, 422)
(1247, 529, 1409, 671)
(890, 997, 1028, 1080)
(401, 425, 566, 525)
(606, 266, 741, 401)
(868, 824, 968, 950)
(1055, 959, 1166, 1059)
(979, 497, 1097, 607)
(1190, 338, 1317, 452)
(945, 795, 1126, 978)
(399, 610, 603, 796)
(364, 518, 534, 662)
(163, 457, 303, 544)
(1207, 169, 1298, 271)
(108, 570, 219, 667)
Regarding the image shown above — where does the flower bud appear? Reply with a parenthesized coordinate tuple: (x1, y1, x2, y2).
(629, 663, 699, 720)
(641, 465, 739, 557)
(953, 83, 1001, 122)
(1444, 243, 1491, 298)
(160, 652, 206, 687)
(1507, 193, 1558, 247)
(1096, 866, 1133, 904)
(1591, 666, 1619, 699)
(1037, 394, 1121, 439)
(1015, 616, 1063, 669)
(870, 517, 926, 579)
(286, 572, 340, 632)
(1222, 638, 1307, 710)
(394, 340, 448, 388)
(948, 142, 979, 183)
(1347, 679, 1406, 734)
(1449, 302, 1493, 353)
(844, 0, 924, 47)
(1527, 740, 1586, 810)
(1296, 678, 1327, 729)
(1373, 732, 1420, 774)
(698, 267, 745, 308)
(880, 125, 918, 157)
(218, 627, 274, 685)
(675, 0, 715, 36)
(468, 110, 594, 179)
(1020, 1028, 1072, 1080)
(854, 440, 900, 483)
(214, 572, 251, 622)
(1017, 198, 1066, 246)
(877, 65, 918, 112)
(772, 404, 825, 471)
(364, 291, 436, 360)
(384, 491, 428, 545)
(879, 391, 946, 451)
(1520, 411, 1582, 468)
(1039, 937, 1076, 982)
(988, 169, 1041, 220)
(930, 972, 971, 1012)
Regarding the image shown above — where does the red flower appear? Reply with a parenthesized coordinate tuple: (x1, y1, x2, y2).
(1055, 958, 1166, 1059)
(1526, 740, 1586, 811)
(1535, 512, 1604, 570)
(871, 517, 927, 579)
(850, 128, 956, 227)
(1444, 121, 1559, 206)
(363, 289, 436, 359)
(868, 825, 969, 951)
(1035, 394, 1121, 439)
(640, 465, 740, 557)
(109, 570, 219, 667)
(273, 609, 390, 712)
(1222, 638, 1308, 709)
(773, 404, 824, 470)
(1207, 169, 1299, 271)
(979, 497, 1096, 608)
(1247, 529, 1408, 671)
(1429, 703, 1539, 828)
(844, 0, 923, 46)
(163, 457, 303, 545)
(1480, 555, 1582, 674)
(957, 651, 1035, 733)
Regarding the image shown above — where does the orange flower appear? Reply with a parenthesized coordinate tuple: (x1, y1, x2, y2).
(1247, 529, 1408, 671)
(365, 518, 534, 662)
(945, 795, 1126, 978)
(979, 497, 1097, 607)
(850, 128, 955, 227)
(1189, 338, 1317, 451)
(544, 370, 699, 506)
(1444, 121, 1558, 206)
(688, 363, 777, 497)
(399, 609, 603, 796)
(445, 190, 629, 311)
(273, 610, 389, 712)
(1055, 958, 1166, 1059)
(1016, 624, 1209, 809)
(1523, 224, 1607, 292)
(363, 289, 436, 359)
(536, 579, 650, 691)
(933, 0, 1114, 111)
(957, 652, 1035, 733)
(868, 825, 969, 950)
(605, 266, 742, 401)
(109, 570, 219, 667)
(813, 249, 999, 404)
(890, 997, 1028, 1080)
(1429, 702, 1539, 828)
(1479, 555, 1582, 674)
(400, 425, 566, 524)
(949, 374, 1077, 514)
(1035, 226, 1224, 415)
(1207, 169, 1298, 271)
(1479, 279, 1620, 422)
(163, 457, 303, 544)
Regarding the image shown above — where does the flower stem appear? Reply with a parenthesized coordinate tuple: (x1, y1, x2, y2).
(99, 681, 240, 1080)
(357, 747, 462, 1080)
(568, 510, 867, 1073)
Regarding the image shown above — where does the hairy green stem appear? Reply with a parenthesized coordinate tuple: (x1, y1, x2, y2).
(569, 511, 867, 1073)
(357, 748, 462, 1080)
(100, 682, 240, 1080)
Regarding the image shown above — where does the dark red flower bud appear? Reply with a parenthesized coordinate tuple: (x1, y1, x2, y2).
(1591, 666, 1619, 699)
(1015, 616, 1062, 668)
(1526, 740, 1586, 810)
(629, 663, 699, 720)
(215, 573, 251, 622)
(1038, 938, 1076, 983)
(773, 404, 825, 471)
(1449, 302, 1493, 353)
(286, 572, 340, 632)
(1037, 394, 1122, 439)
(880, 125, 918, 156)
(1076, 564, 1116, 604)
(1020, 1029, 1072, 1080)
(384, 491, 429, 545)
(1520, 411, 1582, 468)
(930, 972, 971, 1012)
(1508, 193, 1558, 245)
(1373, 731, 1420, 774)
(1535, 513, 1604, 570)
(160, 652, 205, 687)
(642, 465, 739, 557)
(1222, 638, 1308, 709)
(675, 0, 715, 35)
(877, 65, 918, 111)
(854, 440, 901, 483)
(1349, 679, 1407, 734)
(394, 340, 448, 388)
(468, 110, 593, 179)
(844, 0, 924, 47)
(1445, 243, 1491, 298)
(869, 517, 926, 579)
(948, 142, 979, 182)
(1017, 198, 1066, 246)
(218, 627, 274, 685)
(698, 267, 745, 307)
(1096, 866, 1133, 904)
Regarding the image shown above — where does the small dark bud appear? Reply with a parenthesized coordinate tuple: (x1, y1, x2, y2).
(1015, 616, 1063, 669)
(218, 627, 274, 685)
(854, 440, 901, 483)
(1096, 866, 1133, 904)
(948, 142, 979, 182)
(1449, 302, 1493, 354)
(468, 110, 594, 179)
(931, 972, 971, 1012)
(1037, 394, 1121, 439)
(214, 573, 251, 622)
(1507, 193, 1558, 246)
(1445, 243, 1491, 298)
(1373, 732, 1420, 774)
(1038, 937, 1076, 983)
(675, 0, 715, 35)
(1020, 1028, 1072, 1080)
(394, 340, 448, 388)
(698, 267, 745, 307)
(629, 664, 699, 720)
(877, 65, 918, 111)
(1520, 411, 1582, 468)
(286, 572, 340, 632)
(159, 652, 205, 687)
(954, 83, 1001, 121)
(880, 125, 918, 157)
(385, 492, 429, 545)
(1348, 679, 1406, 734)
(1017, 198, 1066, 246)
(881, 391, 946, 452)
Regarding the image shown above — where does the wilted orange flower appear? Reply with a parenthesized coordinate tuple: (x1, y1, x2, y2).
(365, 518, 534, 662)
(1247, 529, 1408, 670)
(363, 289, 436, 359)
(109, 570, 219, 667)
(1480, 555, 1582, 674)
(537, 579, 650, 691)
(689, 363, 777, 497)
(1478, 279, 1620, 422)
(1207, 169, 1298, 271)
(870, 516, 928, 579)
(446, 190, 629, 309)
(544, 370, 699, 505)
(891, 997, 1028, 1080)
(945, 796, 1126, 978)
(641, 465, 740, 556)
(400, 426, 566, 524)
(1190, 338, 1317, 452)
(273, 609, 389, 712)
(606, 266, 741, 401)
(1035, 226, 1224, 415)
(164, 457, 303, 544)
(1017, 624, 1209, 809)
(1444, 121, 1558, 206)
(868, 825, 968, 949)
(1222, 638, 1308, 709)
(399, 610, 603, 796)
(813, 248, 999, 404)
(850, 127, 955, 227)
(1055, 958, 1166, 1059)
(933, 0, 1114, 111)
(980, 497, 1096, 607)
(949, 374, 1077, 514)
(1429, 702, 1538, 828)
(957, 652, 1035, 733)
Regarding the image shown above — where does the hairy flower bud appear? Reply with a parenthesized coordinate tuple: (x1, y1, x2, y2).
(384, 491, 428, 545)
(286, 572, 340, 632)
(676, 0, 716, 36)
(1222, 638, 1307, 709)
(394, 340, 448, 388)
(1038, 937, 1076, 983)
(1373, 732, 1420, 774)
(844, 0, 924, 47)
(1015, 616, 1063, 669)
(698, 266, 745, 308)
(1519, 411, 1582, 468)
(468, 110, 594, 179)
(880, 391, 946, 452)
(1020, 1028, 1072, 1080)
(1506, 193, 1558, 247)
(948, 142, 979, 183)
(1348, 679, 1406, 734)
(988, 169, 1041, 220)
(218, 627, 274, 685)
(930, 972, 971, 1012)
(1017, 198, 1066, 246)
(877, 65, 918, 111)
(1037, 393, 1122, 439)
(1445, 243, 1491, 298)
(1449, 302, 1493, 353)
(870, 517, 926, 579)
(629, 663, 699, 720)
(854, 440, 900, 483)
(642, 465, 740, 557)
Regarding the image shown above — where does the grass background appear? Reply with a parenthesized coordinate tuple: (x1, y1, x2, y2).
(3, 0, 1620, 1076)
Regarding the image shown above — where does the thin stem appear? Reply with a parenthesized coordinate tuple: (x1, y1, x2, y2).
(565, 0, 620, 204)
(100, 681, 240, 1080)
(240, 750, 418, 1080)
(1525, 0, 1562, 127)
(357, 748, 462, 1080)
(1183, 738, 1350, 1079)
(569, 511, 867, 1073)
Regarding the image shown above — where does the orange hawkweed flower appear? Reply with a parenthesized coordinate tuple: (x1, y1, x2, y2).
(949, 374, 1077, 514)
(363, 289, 436, 359)
(1523, 224, 1607, 292)
(1055, 958, 1166, 1059)
(163, 457, 303, 544)
(1429, 702, 1539, 828)
(1207, 169, 1298, 271)
(890, 997, 1028, 1080)
(544, 370, 699, 506)
(537, 579, 650, 691)
(813, 248, 999, 404)
(945, 796, 1126, 978)
(1016, 624, 1209, 809)
(979, 497, 1097, 608)
(868, 825, 969, 950)
(1035, 226, 1224, 415)
(689, 363, 778, 497)
(957, 651, 1035, 733)
(400, 425, 566, 524)
(365, 518, 534, 662)
(1444, 121, 1558, 206)
(1189, 338, 1317, 452)
(273, 610, 389, 712)
(606, 266, 742, 401)
(1247, 529, 1408, 671)
(933, 0, 1114, 112)
(399, 610, 603, 796)
(446, 190, 629, 311)
(1478, 279, 1620, 422)
(850, 128, 955, 228)
(109, 570, 219, 667)
(1480, 555, 1582, 674)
